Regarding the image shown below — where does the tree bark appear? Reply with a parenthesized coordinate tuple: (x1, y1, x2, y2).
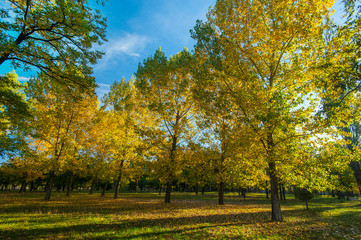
(30, 181, 35, 191)
(114, 160, 124, 199)
(101, 182, 108, 197)
(269, 161, 282, 221)
(19, 180, 27, 193)
(282, 185, 286, 200)
(266, 188, 269, 199)
(201, 186, 205, 195)
(44, 171, 56, 201)
(195, 183, 199, 195)
(66, 171, 73, 196)
(165, 181, 172, 203)
(89, 177, 97, 194)
(114, 174, 122, 199)
(218, 181, 224, 205)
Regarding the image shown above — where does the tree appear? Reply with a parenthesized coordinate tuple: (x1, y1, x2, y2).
(294, 187, 315, 210)
(0, 0, 106, 89)
(103, 78, 146, 199)
(0, 71, 30, 157)
(317, 0, 361, 195)
(135, 48, 195, 203)
(26, 75, 99, 200)
(192, 0, 335, 221)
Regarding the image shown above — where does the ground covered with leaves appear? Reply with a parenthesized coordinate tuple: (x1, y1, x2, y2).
(0, 191, 360, 239)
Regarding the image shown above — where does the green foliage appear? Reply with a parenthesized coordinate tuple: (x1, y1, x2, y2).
(0, 71, 31, 157)
(0, 0, 107, 89)
(294, 187, 316, 210)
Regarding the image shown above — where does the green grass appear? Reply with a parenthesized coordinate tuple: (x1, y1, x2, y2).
(0, 191, 360, 239)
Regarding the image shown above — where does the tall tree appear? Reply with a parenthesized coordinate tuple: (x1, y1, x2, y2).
(0, 71, 30, 157)
(103, 78, 146, 199)
(0, 0, 106, 88)
(192, 0, 335, 221)
(135, 48, 195, 203)
(26, 75, 98, 200)
(318, 0, 361, 195)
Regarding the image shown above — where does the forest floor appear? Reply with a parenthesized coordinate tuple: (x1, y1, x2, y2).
(0, 191, 360, 239)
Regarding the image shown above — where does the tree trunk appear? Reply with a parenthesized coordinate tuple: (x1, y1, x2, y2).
(19, 180, 27, 193)
(305, 200, 309, 210)
(101, 182, 108, 197)
(165, 181, 172, 203)
(202, 186, 205, 195)
(195, 183, 199, 195)
(66, 171, 73, 196)
(30, 181, 35, 191)
(44, 171, 56, 201)
(282, 185, 286, 200)
(114, 173, 122, 199)
(266, 188, 269, 199)
(269, 161, 282, 221)
(89, 177, 97, 194)
(218, 181, 224, 205)
(114, 161, 124, 199)
(279, 184, 283, 200)
(159, 186, 162, 195)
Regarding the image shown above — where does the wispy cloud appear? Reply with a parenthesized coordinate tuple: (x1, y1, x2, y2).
(18, 76, 31, 82)
(96, 82, 111, 99)
(95, 33, 149, 71)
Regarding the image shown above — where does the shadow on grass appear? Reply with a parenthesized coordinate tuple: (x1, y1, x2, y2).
(0, 209, 294, 240)
(1, 208, 351, 240)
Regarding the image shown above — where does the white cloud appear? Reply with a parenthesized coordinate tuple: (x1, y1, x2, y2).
(18, 76, 31, 82)
(96, 82, 111, 99)
(95, 33, 149, 71)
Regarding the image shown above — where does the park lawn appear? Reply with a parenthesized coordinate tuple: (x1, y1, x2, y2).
(0, 191, 360, 239)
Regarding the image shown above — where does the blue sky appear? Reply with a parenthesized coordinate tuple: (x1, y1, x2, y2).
(0, 0, 345, 99)
(92, 0, 216, 98)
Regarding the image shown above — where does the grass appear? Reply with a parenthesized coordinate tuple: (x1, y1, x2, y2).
(0, 191, 360, 239)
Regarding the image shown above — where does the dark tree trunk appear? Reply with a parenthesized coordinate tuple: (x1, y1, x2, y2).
(66, 171, 73, 196)
(19, 180, 27, 193)
(159, 186, 162, 195)
(114, 174, 122, 199)
(89, 177, 97, 194)
(165, 181, 172, 203)
(44, 171, 56, 201)
(101, 182, 108, 197)
(218, 181, 225, 205)
(195, 183, 199, 195)
(269, 161, 282, 221)
(305, 200, 309, 210)
(243, 188, 246, 201)
(114, 160, 124, 199)
(30, 181, 35, 191)
(265, 180, 269, 199)
(282, 185, 286, 200)
(279, 184, 283, 200)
